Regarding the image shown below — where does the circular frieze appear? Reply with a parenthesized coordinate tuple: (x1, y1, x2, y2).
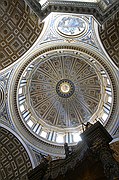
(56, 16, 87, 37)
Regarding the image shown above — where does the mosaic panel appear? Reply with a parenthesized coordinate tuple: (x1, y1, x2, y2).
(0, 127, 32, 180)
(56, 16, 87, 37)
(0, 0, 44, 70)
(99, 11, 119, 68)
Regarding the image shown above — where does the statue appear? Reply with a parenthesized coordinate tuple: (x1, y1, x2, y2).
(64, 142, 72, 158)
(82, 122, 93, 131)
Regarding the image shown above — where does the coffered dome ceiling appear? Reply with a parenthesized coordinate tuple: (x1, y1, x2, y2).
(9, 45, 114, 147)
(28, 54, 101, 128)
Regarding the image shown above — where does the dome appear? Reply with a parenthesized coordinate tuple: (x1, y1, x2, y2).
(13, 45, 113, 146)
(20, 53, 101, 128)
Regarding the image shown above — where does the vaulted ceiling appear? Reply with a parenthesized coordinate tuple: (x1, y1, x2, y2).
(0, 0, 43, 70)
(99, 11, 119, 68)
(0, 0, 119, 175)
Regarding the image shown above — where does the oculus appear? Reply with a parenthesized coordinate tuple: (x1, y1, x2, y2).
(56, 79, 75, 98)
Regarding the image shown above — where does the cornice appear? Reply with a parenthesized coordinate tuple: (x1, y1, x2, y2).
(24, 0, 119, 24)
